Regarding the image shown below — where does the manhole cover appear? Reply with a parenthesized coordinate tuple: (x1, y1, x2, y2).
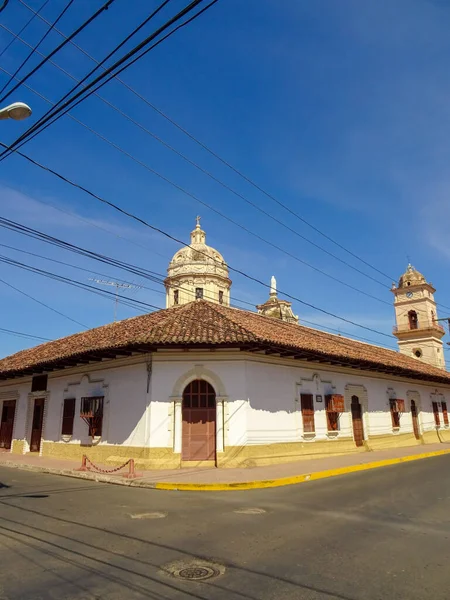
(161, 559, 224, 582)
(177, 566, 219, 581)
(234, 507, 266, 515)
(130, 512, 167, 519)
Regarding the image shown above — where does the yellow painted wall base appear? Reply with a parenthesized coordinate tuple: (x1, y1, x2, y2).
(366, 432, 421, 452)
(11, 440, 25, 455)
(38, 441, 181, 470)
(11, 429, 448, 471)
(217, 438, 366, 468)
(422, 428, 450, 444)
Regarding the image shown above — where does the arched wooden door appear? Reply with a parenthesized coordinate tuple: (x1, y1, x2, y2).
(411, 400, 420, 440)
(182, 380, 216, 461)
(351, 395, 364, 447)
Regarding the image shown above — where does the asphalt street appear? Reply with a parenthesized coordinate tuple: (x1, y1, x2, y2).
(0, 456, 449, 600)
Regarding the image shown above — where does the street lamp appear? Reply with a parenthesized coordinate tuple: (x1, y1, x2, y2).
(0, 102, 32, 121)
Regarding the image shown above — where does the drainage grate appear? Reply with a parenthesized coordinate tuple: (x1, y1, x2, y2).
(177, 566, 220, 581)
(161, 559, 224, 582)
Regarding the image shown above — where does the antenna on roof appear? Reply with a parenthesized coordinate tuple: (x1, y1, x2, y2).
(88, 279, 142, 321)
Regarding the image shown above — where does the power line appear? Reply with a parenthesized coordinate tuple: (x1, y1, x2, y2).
(30, 0, 172, 129)
(0, 0, 219, 159)
(0, 0, 116, 105)
(2, 211, 448, 362)
(0, 0, 76, 99)
(0, 63, 393, 308)
(0, 35, 391, 293)
(17, 0, 450, 322)
(0, 254, 162, 313)
(0, 143, 395, 339)
(0, 217, 403, 350)
(0, 275, 88, 328)
(16, 0, 394, 286)
(0, 0, 51, 60)
(0, 326, 51, 342)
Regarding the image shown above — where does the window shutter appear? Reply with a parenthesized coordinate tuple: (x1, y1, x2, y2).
(389, 400, 400, 428)
(61, 398, 75, 436)
(442, 402, 449, 426)
(300, 393, 315, 433)
(432, 401, 440, 426)
(324, 395, 339, 431)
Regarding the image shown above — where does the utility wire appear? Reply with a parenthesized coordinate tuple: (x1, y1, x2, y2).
(0, 326, 51, 342)
(2, 220, 448, 359)
(0, 0, 51, 60)
(0, 0, 75, 99)
(6, 37, 450, 322)
(0, 38, 389, 291)
(0, 64, 393, 308)
(0, 0, 116, 105)
(0, 240, 408, 351)
(30, 0, 172, 127)
(0, 0, 219, 159)
(0, 275, 87, 328)
(0, 254, 162, 312)
(0, 143, 395, 339)
(16, 0, 395, 285)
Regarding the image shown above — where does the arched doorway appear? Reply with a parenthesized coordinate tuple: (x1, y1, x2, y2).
(351, 395, 364, 447)
(182, 380, 216, 461)
(411, 400, 420, 440)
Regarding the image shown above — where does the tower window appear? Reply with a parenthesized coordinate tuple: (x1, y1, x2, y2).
(218, 290, 224, 304)
(173, 290, 179, 305)
(408, 310, 418, 330)
(195, 287, 204, 300)
(414, 349, 422, 358)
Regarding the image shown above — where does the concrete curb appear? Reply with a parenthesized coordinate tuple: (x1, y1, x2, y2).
(1, 448, 450, 491)
(154, 448, 450, 491)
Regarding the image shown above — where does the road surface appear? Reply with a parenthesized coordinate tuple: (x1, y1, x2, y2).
(0, 456, 449, 599)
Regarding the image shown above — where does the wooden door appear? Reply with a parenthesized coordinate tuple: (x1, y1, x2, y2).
(351, 396, 364, 447)
(0, 400, 16, 450)
(182, 380, 216, 461)
(411, 400, 420, 440)
(30, 398, 45, 452)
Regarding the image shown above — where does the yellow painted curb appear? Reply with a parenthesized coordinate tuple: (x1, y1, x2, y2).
(154, 448, 450, 491)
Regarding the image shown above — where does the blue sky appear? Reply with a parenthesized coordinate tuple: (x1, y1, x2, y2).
(1, 0, 450, 360)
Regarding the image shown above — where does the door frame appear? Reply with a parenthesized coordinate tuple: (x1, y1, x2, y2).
(407, 391, 422, 437)
(170, 368, 228, 462)
(410, 399, 421, 440)
(345, 384, 369, 441)
(181, 380, 217, 462)
(0, 399, 17, 451)
(350, 395, 365, 446)
(25, 392, 49, 455)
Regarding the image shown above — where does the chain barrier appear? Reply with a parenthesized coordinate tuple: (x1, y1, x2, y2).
(84, 455, 131, 474)
(75, 454, 143, 479)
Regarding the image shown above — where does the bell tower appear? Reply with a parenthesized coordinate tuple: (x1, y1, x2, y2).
(392, 264, 445, 370)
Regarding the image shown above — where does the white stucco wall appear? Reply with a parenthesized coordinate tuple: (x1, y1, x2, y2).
(1, 350, 450, 455)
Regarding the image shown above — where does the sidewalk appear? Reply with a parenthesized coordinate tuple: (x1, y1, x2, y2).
(2, 442, 450, 491)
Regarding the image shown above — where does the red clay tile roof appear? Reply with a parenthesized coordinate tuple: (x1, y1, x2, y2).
(1, 300, 449, 384)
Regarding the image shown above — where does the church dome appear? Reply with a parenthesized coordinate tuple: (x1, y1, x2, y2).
(398, 264, 427, 288)
(167, 219, 229, 279)
(164, 218, 231, 308)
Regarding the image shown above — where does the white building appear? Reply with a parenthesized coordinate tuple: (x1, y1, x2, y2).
(0, 222, 449, 469)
